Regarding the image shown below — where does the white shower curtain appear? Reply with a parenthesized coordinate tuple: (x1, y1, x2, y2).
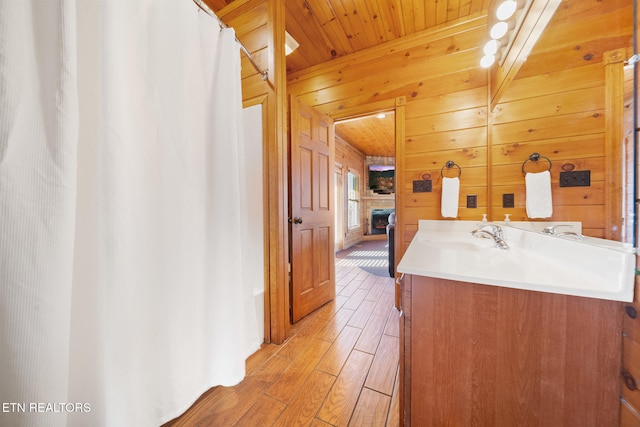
(0, 1, 258, 426)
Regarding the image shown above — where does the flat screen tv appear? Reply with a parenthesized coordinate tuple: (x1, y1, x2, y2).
(368, 165, 395, 194)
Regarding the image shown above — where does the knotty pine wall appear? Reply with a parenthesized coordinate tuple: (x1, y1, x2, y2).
(287, 0, 632, 256)
(212, 0, 270, 97)
(335, 136, 365, 250)
(491, 0, 632, 238)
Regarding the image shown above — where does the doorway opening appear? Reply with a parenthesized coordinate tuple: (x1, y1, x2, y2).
(333, 110, 396, 278)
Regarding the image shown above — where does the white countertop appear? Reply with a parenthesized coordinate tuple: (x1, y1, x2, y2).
(397, 220, 636, 302)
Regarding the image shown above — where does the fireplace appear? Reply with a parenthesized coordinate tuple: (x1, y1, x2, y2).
(370, 208, 394, 235)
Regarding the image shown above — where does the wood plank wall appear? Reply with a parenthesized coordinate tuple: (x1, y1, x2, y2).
(492, 0, 632, 238)
(335, 136, 366, 250)
(287, 0, 633, 256)
(211, 0, 269, 92)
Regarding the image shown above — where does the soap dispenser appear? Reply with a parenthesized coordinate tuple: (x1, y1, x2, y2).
(481, 214, 488, 224)
(504, 214, 511, 225)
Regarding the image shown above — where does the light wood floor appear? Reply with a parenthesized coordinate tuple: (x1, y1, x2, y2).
(164, 239, 400, 426)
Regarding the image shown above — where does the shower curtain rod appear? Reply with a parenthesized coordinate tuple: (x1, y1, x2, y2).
(193, 0, 269, 81)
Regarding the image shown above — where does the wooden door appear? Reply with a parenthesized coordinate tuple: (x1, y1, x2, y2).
(289, 96, 335, 323)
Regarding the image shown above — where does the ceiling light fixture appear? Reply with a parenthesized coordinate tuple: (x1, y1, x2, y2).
(479, 0, 524, 69)
(480, 54, 496, 68)
(496, 0, 517, 20)
(285, 31, 299, 56)
(490, 21, 509, 40)
(376, 113, 387, 119)
(483, 40, 499, 55)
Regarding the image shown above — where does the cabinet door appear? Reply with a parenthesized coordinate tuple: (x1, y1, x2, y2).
(398, 274, 410, 426)
(621, 277, 640, 423)
(404, 274, 621, 426)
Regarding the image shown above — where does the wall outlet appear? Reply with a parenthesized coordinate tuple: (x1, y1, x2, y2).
(559, 170, 590, 187)
(467, 194, 477, 208)
(503, 193, 514, 208)
(413, 180, 432, 193)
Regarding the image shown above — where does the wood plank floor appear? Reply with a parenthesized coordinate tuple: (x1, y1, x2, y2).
(164, 239, 400, 426)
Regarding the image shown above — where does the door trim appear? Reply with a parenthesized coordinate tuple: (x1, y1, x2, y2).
(331, 96, 406, 277)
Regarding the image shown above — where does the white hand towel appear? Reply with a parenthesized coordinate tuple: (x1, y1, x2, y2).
(525, 170, 553, 218)
(441, 177, 460, 218)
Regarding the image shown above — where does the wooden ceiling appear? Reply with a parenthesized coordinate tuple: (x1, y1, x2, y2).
(205, 0, 492, 156)
(206, 0, 490, 73)
(335, 113, 395, 157)
(283, 0, 490, 74)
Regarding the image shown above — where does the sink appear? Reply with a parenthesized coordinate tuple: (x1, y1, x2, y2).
(419, 239, 489, 251)
(580, 236, 635, 253)
(418, 232, 496, 251)
(397, 220, 636, 302)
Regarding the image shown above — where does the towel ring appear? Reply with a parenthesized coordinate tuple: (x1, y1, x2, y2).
(522, 153, 552, 176)
(441, 160, 462, 178)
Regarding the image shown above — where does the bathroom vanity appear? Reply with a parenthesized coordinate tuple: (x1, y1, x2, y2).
(397, 220, 636, 426)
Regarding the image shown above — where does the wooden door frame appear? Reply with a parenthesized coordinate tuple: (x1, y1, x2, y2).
(330, 96, 407, 279)
(269, 95, 405, 343)
(265, 0, 289, 345)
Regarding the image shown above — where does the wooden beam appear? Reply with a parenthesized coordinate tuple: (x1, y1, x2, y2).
(490, 0, 562, 111)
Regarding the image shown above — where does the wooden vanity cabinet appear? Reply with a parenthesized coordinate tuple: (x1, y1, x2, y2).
(620, 271, 640, 426)
(399, 274, 623, 427)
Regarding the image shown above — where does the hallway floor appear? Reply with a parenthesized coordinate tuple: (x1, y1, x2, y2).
(164, 239, 400, 426)
(335, 238, 392, 278)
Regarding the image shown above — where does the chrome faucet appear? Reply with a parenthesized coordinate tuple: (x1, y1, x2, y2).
(542, 225, 570, 235)
(542, 225, 583, 240)
(471, 224, 510, 250)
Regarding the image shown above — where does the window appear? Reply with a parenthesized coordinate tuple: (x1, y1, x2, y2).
(347, 171, 360, 228)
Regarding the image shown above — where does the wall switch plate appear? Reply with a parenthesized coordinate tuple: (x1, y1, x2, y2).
(503, 193, 515, 208)
(559, 170, 590, 187)
(467, 194, 477, 208)
(413, 180, 432, 193)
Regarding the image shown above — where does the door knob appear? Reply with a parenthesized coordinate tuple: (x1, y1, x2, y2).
(293, 217, 303, 224)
